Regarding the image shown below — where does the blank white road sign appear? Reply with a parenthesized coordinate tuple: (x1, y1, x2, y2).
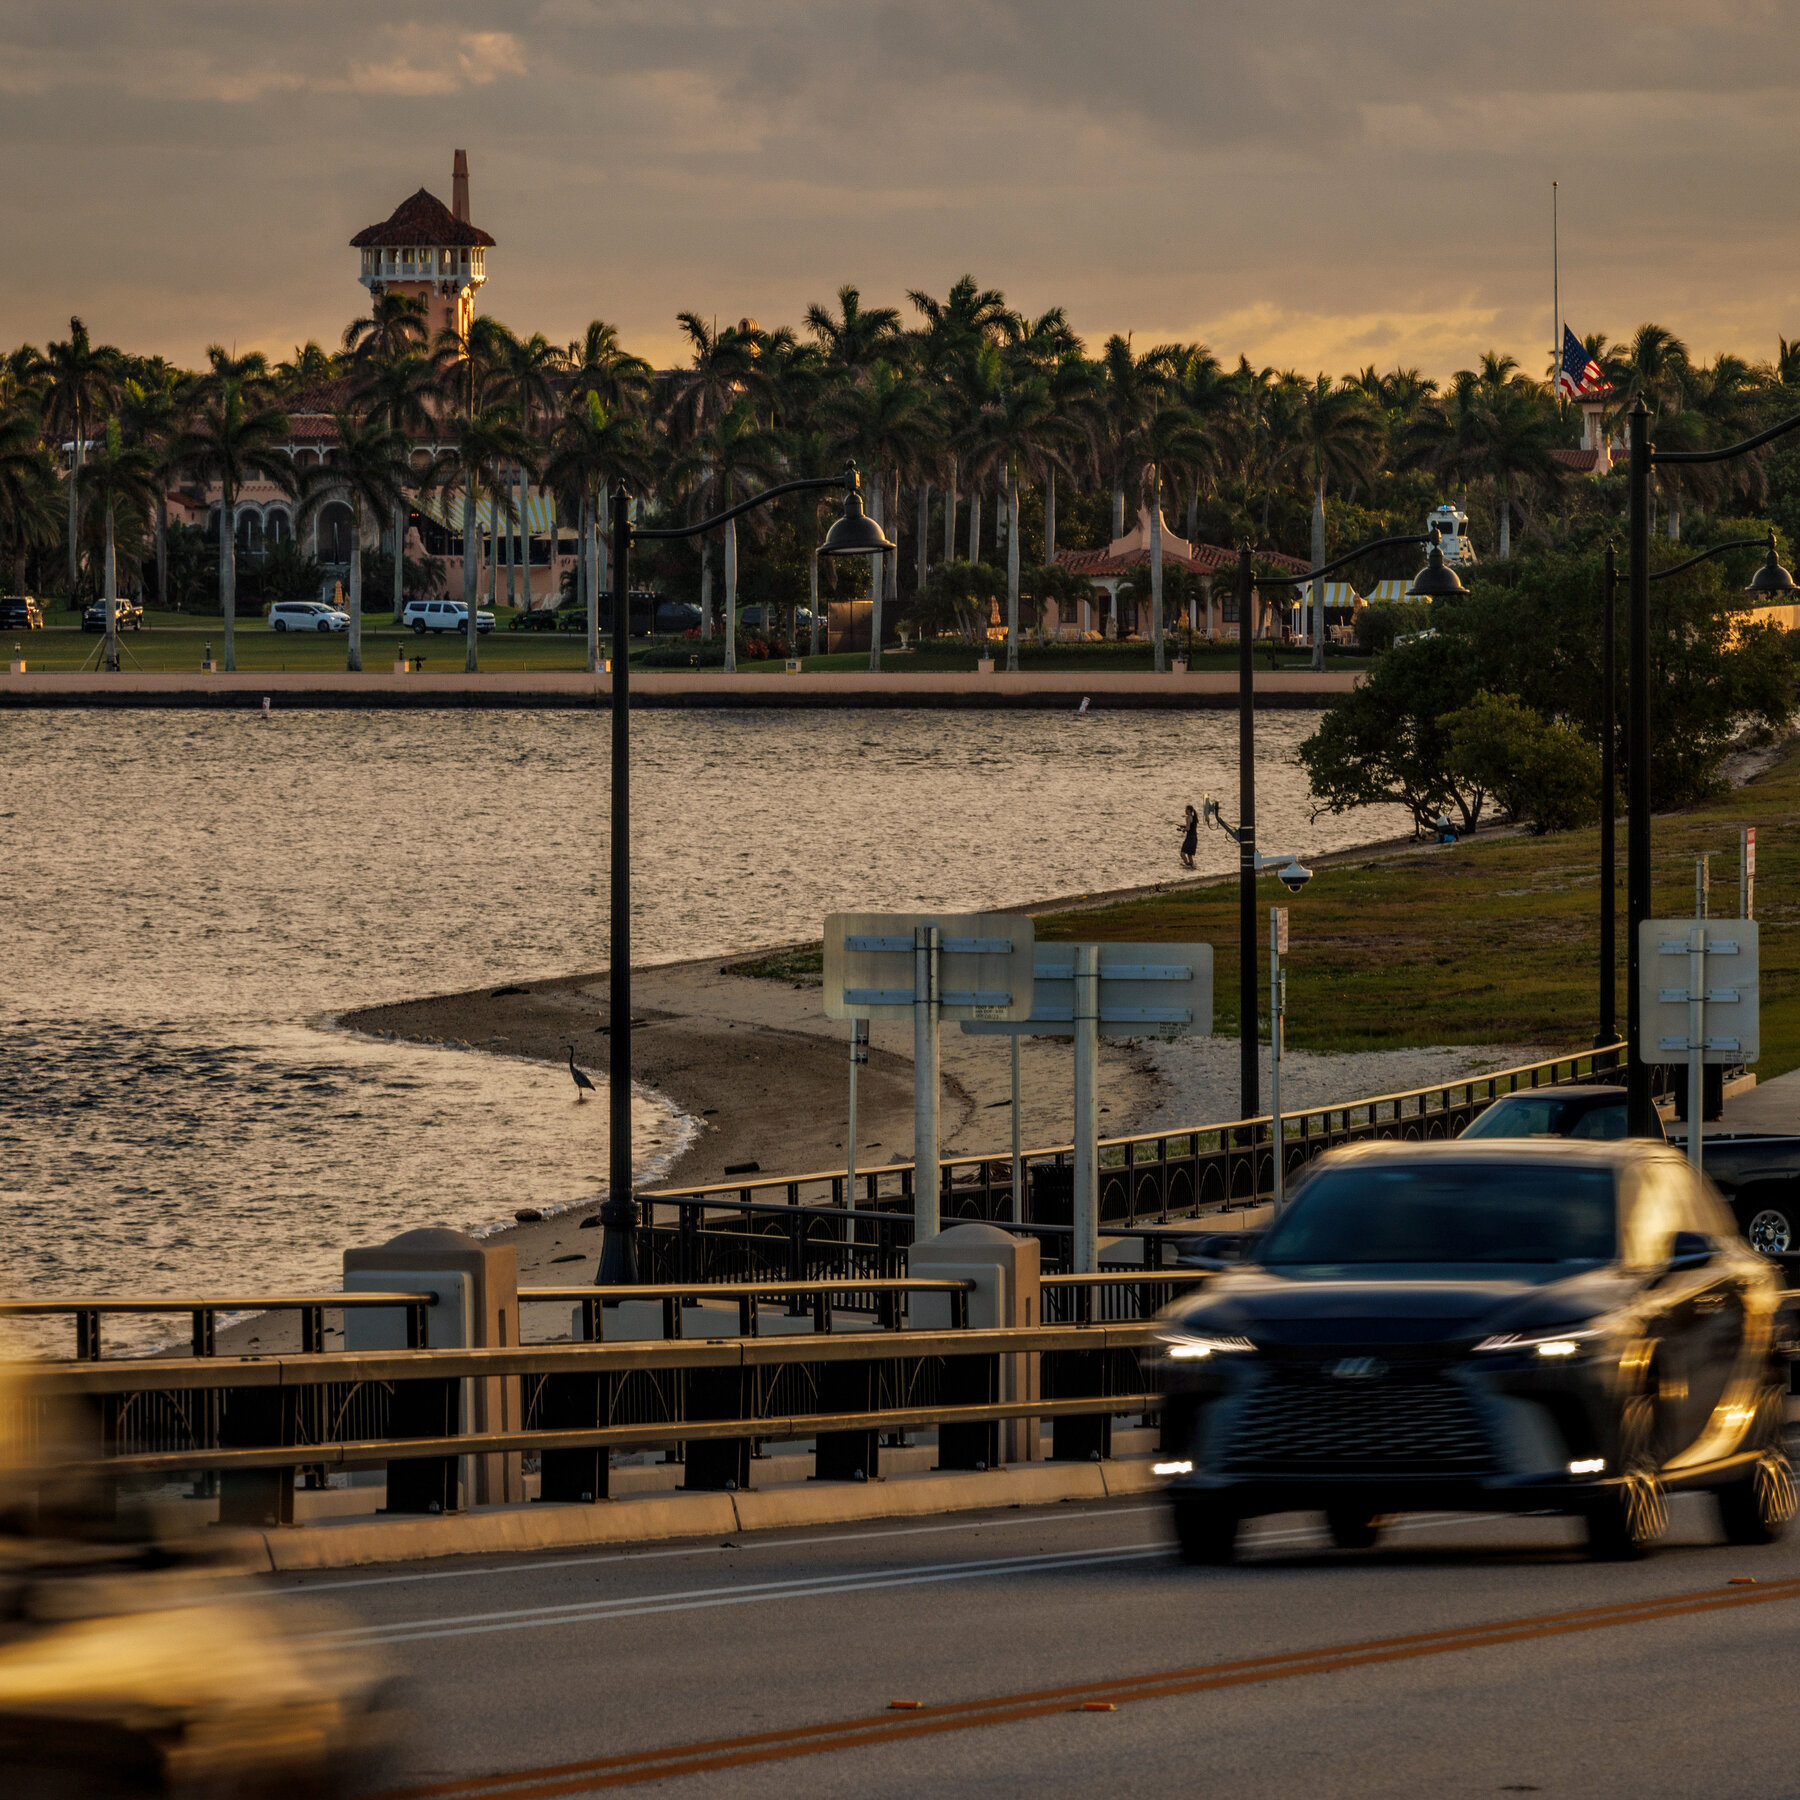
(961, 942, 1213, 1040)
(823, 912, 1036, 1022)
(1638, 919, 1760, 1064)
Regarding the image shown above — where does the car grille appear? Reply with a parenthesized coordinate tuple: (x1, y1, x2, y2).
(1222, 1373, 1492, 1476)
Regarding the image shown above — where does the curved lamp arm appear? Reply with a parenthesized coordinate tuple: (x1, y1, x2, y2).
(1653, 409, 1800, 467)
(1645, 534, 1773, 584)
(631, 470, 853, 541)
(1252, 533, 1429, 588)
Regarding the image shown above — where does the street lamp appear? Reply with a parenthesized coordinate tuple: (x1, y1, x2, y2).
(1625, 382, 1800, 1134)
(594, 465, 895, 1285)
(1216, 530, 1462, 1119)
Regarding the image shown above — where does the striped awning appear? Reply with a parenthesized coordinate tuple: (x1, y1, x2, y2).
(415, 488, 566, 535)
(1365, 578, 1418, 604)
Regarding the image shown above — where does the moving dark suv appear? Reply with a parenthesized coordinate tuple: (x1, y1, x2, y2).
(1157, 1139, 1792, 1564)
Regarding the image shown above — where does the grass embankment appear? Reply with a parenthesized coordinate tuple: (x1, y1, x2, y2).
(732, 740, 1800, 1079)
(9, 618, 1362, 676)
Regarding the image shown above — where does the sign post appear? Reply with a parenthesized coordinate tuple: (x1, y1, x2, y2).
(1270, 906, 1289, 1211)
(1638, 908, 1760, 1175)
(1742, 826, 1756, 920)
(824, 912, 1034, 1242)
(963, 942, 1213, 1271)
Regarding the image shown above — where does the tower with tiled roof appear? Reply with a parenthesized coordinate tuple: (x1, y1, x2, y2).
(350, 149, 494, 347)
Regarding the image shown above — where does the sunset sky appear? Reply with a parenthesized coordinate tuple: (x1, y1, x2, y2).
(5, 1, 1798, 380)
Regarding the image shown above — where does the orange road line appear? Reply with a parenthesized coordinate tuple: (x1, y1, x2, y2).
(378, 1575, 1800, 1798)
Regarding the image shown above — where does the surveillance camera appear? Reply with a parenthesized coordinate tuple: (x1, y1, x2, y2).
(1278, 859, 1312, 893)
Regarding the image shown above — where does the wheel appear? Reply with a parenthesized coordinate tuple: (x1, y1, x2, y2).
(412, 621, 426, 635)
(1171, 1492, 1240, 1565)
(1744, 1204, 1794, 1255)
(1326, 1506, 1385, 1550)
(1716, 1382, 1796, 1545)
(273, 619, 286, 632)
(317, 620, 330, 632)
(1586, 1389, 1668, 1560)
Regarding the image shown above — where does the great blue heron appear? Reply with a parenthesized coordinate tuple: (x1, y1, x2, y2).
(564, 1044, 595, 1102)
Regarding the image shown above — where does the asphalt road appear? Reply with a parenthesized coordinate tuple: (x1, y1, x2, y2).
(268, 1490, 1800, 1800)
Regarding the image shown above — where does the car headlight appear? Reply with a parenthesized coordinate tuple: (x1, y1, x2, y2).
(1159, 1332, 1257, 1360)
(1472, 1326, 1607, 1357)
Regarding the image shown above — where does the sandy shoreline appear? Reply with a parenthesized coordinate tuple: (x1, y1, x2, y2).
(338, 837, 1545, 1287)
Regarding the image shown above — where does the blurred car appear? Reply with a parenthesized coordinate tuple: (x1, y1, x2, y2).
(508, 605, 562, 631)
(268, 600, 348, 634)
(0, 1368, 401, 1796)
(0, 597, 43, 630)
(81, 598, 144, 633)
(738, 605, 816, 632)
(1459, 1086, 1663, 1143)
(1156, 1138, 1793, 1564)
(402, 598, 493, 635)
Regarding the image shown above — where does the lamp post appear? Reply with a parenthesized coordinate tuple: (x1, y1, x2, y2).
(1212, 530, 1461, 1119)
(594, 465, 895, 1285)
(1623, 381, 1800, 1133)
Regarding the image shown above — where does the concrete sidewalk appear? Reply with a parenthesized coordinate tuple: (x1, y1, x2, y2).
(0, 667, 1359, 710)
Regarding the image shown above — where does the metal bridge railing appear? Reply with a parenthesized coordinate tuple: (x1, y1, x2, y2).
(628, 1042, 1629, 1280)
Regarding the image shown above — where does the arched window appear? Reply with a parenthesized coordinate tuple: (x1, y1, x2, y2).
(236, 511, 264, 557)
(265, 509, 293, 548)
(316, 501, 354, 566)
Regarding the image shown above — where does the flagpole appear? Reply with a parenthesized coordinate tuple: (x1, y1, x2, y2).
(1553, 180, 1562, 415)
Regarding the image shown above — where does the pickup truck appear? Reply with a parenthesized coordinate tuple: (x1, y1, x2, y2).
(1680, 1135, 1800, 1255)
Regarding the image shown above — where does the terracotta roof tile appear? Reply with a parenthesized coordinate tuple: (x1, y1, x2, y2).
(350, 188, 495, 249)
(1551, 447, 1602, 471)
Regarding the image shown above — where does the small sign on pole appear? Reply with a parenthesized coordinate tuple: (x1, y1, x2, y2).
(1743, 827, 1756, 921)
(1273, 906, 1289, 956)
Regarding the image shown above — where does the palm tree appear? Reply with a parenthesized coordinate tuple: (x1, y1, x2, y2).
(342, 291, 429, 364)
(805, 285, 902, 370)
(79, 416, 159, 669)
(431, 314, 517, 631)
(667, 399, 785, 671)
(1469, 378, 1564, 557)
(435, 403, 533, 671)
(963, 370, 1073, 670)
(503, 332, 565, 610)
(175, 370, 294, 671)
(296, 412, 413, 671)
(1137, 397, 1213, 670)
(38, 317, 120, 599)
(275, 342, 338, 394)
(1096, 335, 1169, 539)
(827, 360, 935, 669)
(117, 365, 185, 610)
(350, 350, 435, 619)
(1290, 375, 1379, 666)
(543, 392, 653, 672)
(0, 408, 58, 597)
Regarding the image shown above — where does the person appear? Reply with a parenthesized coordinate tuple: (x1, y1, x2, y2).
(1179, 803, 1198, 870)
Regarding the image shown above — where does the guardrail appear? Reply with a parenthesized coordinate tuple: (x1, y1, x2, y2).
(0, 1292, 440, 1362)
(9, 1316, 1178, 1518)
(628, 1043, 1629, 1282)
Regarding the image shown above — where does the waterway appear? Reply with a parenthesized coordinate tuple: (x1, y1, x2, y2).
(0, 706, 1406, 1351)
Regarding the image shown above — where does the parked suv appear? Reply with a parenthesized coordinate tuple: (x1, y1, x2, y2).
(81, 597, 143, 633)
(403, 598, 494, 634)
(269, 600, 348, 633)
(0, 597, 43, 629)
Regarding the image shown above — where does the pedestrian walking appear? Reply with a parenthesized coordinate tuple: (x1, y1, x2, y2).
(1179, 803, 1198, 870)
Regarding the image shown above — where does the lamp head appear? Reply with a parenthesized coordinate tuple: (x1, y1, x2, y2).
(819, 465, 898, 557)
(1745, 532, 1798, 598)
(1405, 527, 1469, 600)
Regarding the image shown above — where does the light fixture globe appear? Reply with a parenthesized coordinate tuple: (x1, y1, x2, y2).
(1745, 533, 1798, 597)
(1405, 528, 1469, 600)
(819, 468, 898, 557)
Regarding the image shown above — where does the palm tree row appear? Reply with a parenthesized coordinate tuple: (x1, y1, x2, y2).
(5, 294, 1799, 674)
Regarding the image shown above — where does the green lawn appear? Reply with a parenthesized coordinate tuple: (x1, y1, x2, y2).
(11, 623, 1365, 677)
(732, 741, 1800, 1080)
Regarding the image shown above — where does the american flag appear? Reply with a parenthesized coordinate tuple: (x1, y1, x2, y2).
(1558, 325, 1607, 398)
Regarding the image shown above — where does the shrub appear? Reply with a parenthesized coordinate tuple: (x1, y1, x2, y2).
(1441, 692, 1602, 835)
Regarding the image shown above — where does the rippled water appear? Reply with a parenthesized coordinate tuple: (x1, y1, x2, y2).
(0, 706, 1404, 1347)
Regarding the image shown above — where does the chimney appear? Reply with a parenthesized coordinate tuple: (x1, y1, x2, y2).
(452, 149, 470, 224)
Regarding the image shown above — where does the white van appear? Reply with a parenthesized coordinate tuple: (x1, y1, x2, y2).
(269, 601, 348, 633)
(403, 598, 494, 635)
